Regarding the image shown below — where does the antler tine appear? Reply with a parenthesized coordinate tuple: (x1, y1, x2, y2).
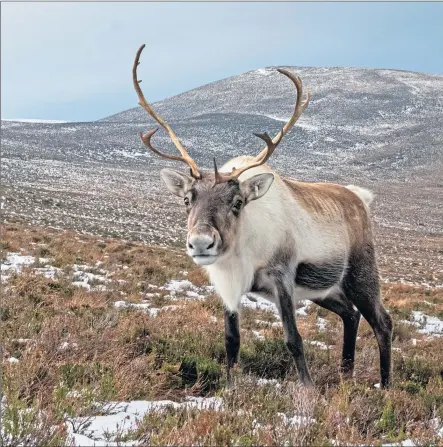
(255, 69, 310, 158)
(133, 44, 201, 178)
(231, 131, 282, 177)
(212, 157, 239, 185)
(140, 128, 186, 162)
(212, 157, 227, 186)
(213, 131, 283, 185)
(253, 129, 284, 164)
(213, 68, 310, 185)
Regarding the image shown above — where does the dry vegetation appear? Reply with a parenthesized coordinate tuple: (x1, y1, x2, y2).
(1, 222, 443, 446)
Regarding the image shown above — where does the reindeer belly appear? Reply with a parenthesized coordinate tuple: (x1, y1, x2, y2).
(294, 260, 345, 300)
(295, 261, 344, 289)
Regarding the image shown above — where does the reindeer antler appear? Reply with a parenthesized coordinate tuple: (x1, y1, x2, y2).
(213, 131, 284, 184)
(133, 44, 201, 179)
(213, 69, 310, 184)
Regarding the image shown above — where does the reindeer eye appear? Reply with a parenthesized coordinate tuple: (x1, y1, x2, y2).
(184, 197, 190, 206)
(233, 199, 242, 210)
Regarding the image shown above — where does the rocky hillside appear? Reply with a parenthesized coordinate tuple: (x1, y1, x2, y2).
(102, 66, 443, 179)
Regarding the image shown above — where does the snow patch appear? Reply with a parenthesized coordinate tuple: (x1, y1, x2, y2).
(241, 293, 279, 317)
(72, 264, 110, 291)
(161, 279, 210, 299)
(307, 340, 332, 350)
(296, 300, 312, 316)
(261, 114, 289, 123)
(67, 397, 223, 446)
(411, 311, 443, 335)
(113, 300, 181, 317)
(382, 439, 416, 447)
(34, 265, 62, 279)
(1, 252, 35, 273)
(252, 330, 265, 340)
(255, 68, 273, 76)
(255, 319, 282, 327)
(317, 318, 328, 331)
(113, 301, 151, 311)
(278, 412, 316, 427)
(59, 342, 79, 351)
(402, 311, 443, 337)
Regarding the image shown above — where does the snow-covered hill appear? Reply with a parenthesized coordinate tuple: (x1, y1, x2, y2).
(102, 66, 443, 175)
(1, 66, 442, 241)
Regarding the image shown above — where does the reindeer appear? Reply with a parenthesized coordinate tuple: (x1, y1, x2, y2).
(132, 44, 393, 388)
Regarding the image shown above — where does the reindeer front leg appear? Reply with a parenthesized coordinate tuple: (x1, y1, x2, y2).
(252, 267, 313, 387)
(224, 309, 240, 386)
(278, 287, 313, 387)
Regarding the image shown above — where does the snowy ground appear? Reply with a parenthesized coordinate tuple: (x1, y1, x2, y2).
(66, 397, 223, 446)
(402, 311, 443, 337)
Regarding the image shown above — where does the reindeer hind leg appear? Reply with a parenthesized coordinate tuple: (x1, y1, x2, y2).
(311, 294, 361, 377)
(342, 245, 393, 388)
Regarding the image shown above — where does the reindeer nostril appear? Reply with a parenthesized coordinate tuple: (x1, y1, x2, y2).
(188, 242, 194, 250)
(207, 239, 215, 250)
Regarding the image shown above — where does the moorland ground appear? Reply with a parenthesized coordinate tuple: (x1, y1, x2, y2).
(1, 221, 443, 446)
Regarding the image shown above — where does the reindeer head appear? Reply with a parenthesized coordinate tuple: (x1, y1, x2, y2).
(133, 44, 310, 265)
(159, 168, 274, 265)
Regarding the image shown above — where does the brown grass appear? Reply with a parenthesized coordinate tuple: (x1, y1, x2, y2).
(1, 222, 443, 445)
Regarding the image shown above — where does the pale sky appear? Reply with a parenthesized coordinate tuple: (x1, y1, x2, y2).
(1, 2, 442, 122)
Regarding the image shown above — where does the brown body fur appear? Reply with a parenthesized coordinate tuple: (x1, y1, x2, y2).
(283, 178, 373, 248)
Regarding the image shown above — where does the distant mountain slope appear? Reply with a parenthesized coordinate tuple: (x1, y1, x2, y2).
(2, 66, 442, 242)
(100, 66, 443, 176)
(103, 66, 443, 124)
(3, 66, 442, 179)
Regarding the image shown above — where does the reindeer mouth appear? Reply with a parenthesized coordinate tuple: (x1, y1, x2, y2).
(192, 254, 218, 266)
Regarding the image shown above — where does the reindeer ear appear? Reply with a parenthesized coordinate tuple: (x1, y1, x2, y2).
(160, 169, 195, 198)
(241, 173, 274, 202)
